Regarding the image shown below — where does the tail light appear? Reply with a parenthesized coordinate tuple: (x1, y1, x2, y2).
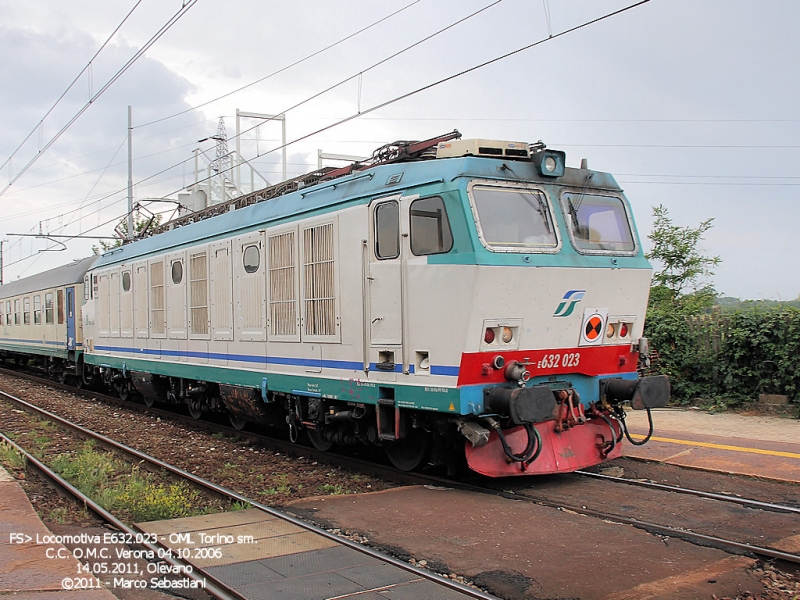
(484, 328, 496, 344)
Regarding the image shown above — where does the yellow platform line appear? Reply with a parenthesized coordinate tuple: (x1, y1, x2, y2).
(628, 434, 800, 460)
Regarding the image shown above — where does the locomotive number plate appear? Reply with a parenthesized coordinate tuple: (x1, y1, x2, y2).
(537, 352, 581, 370)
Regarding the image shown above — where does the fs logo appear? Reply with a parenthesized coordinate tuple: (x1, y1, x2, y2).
(553, 290, 585, 317)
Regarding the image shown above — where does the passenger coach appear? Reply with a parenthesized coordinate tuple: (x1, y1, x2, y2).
(0, 256, 96, 383)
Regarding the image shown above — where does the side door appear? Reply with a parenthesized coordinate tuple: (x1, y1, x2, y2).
(367, 195, 411, 375)
(66, 286, 76, 351)
(369, 197, 402, 345)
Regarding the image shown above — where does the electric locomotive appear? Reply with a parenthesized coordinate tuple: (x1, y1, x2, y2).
(1, 131, 668, 476)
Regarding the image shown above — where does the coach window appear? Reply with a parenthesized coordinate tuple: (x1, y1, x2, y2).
(171, 260, 183, 285)
(14, 299, 20, 325)
(410, 196, 453, 256)
(45, 293, 54, 324)
(23, 297, 31, 325)
(6, 301, 12, 325)
(122, 271, 131, 292)
(34, 296, 42, 325)
(57, 289, 65, 325)
(243, 245, 260, 273)
(374, 201, 400, 259)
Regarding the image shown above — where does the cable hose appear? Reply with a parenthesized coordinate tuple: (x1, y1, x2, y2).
(608, 412, 624, 443)
(494, 423, 540, 463)
(621, 407, 654, 446)
(594, 413, 617, 457)
(525, 426, 543, 465)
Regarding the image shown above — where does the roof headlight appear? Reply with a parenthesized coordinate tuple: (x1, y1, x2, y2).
(532, 149, 566, 177)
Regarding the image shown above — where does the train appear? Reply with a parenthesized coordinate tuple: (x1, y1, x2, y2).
(0, 131, 668, 477)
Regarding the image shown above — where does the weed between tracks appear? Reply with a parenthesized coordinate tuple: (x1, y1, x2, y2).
(51, 440, 223, 522)
(0, 400, 237, 523)
(0, 439, 26, 470)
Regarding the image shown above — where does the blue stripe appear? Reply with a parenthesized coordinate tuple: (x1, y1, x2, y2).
(93, 345, 458, 376)
(431, 365, 460, 376)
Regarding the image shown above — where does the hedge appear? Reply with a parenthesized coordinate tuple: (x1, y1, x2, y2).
(643, 306, 800, 405)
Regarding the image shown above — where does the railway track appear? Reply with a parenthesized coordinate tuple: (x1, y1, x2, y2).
(3, 366, 800, 572)
(575, 468, 800, 515)
(0, 384, 496, 600)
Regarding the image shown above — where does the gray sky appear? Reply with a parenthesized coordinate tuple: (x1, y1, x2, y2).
(1, 0, 798, 300)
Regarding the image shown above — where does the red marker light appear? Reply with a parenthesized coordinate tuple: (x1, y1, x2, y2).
(484, 328, 496, 344)
(619, 323, 629, 338)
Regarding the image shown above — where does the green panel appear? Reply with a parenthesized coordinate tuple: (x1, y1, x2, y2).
(0, 342, 71, 360)
(396, 384, 461, 414)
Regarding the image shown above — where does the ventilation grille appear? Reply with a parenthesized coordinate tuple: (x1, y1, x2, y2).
(269, 231, 297, 337)
(134, 266, 148, 336)
(149, 262, 165, 335)
(303, 223, 336, 337)
(190, 252, 208, 335)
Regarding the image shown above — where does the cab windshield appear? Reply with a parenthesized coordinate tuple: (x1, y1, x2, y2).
(562, 192, 635, 253)
(470, 184, 557, 250)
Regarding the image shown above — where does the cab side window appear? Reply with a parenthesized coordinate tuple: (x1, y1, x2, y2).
(410, 196, 453, 256)
(374, 201, 400, 259)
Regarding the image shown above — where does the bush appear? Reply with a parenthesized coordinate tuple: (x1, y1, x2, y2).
(645, 306, 800, 406)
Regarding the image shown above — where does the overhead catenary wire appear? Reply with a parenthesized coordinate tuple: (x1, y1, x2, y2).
(221, 0, 507, 150)
(0, 3, 438, 208)
(7, 0, 506, 226)
(135, 0, 425, 129)
(6, 0, 654, 270)
(175, 0, 653, 197)
(0, 0, 200, 199)
(0, 0, 145, 175)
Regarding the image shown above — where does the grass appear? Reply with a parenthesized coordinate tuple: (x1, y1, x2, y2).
(50, 440, 224, 522)
(318, 483, 348, 495)
(258, 473, 298, 496)
(0, 439, 26, 470)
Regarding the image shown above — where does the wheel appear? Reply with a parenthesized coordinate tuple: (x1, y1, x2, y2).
(143, 395, 155, 408)
(229, 414, 247, 430)
(117, 383, 131, 402)
(187, 403, 203, 420)
(307, 429, 333, 452)
(384, 430, 431, 471)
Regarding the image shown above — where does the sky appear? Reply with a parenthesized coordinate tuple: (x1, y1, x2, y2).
(0, 0, 798, 300)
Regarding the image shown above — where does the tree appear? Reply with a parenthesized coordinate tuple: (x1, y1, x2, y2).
(92, 213, 161, 255)
(646, 204, 721, 312)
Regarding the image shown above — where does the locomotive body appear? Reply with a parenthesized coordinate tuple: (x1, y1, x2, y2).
(0, 136, 668, 476)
